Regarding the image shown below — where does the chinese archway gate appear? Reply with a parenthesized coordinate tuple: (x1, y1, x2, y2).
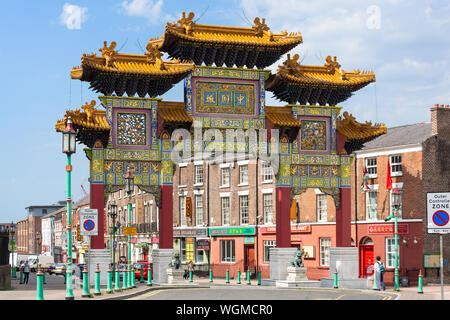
(56, 12, 386, 285)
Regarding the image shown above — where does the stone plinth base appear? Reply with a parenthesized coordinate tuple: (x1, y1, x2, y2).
(320, 247, 369, 290)
(0, 265, 11, 290)
(86, 249, 110, 286)
(152, 249, 173, 285)
(167, 268, 185, 284)
(269, 247, 298, 281)
(286, 266, 308, 282)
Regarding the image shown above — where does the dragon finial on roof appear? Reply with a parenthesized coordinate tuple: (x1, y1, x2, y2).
(99, 41, 118, 67)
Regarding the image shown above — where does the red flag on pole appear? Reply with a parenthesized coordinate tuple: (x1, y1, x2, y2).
(386, 158, 392, 191)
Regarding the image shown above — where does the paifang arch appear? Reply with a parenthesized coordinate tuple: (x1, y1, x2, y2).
(55, 12, 386, 281)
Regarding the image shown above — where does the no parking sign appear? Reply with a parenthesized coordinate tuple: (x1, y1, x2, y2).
(427, 192, 450, 234)
(80, 208, 98, 236)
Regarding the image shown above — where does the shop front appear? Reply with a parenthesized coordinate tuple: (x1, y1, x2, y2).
(209, 226, 256, 278)
(173, 228, 209, 271)
(355, 220, 423, 286)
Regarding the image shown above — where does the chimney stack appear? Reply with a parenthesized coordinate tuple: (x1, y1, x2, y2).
(431, 104, 450, 136)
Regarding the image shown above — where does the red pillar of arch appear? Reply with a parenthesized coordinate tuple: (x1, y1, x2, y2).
(336, 187, 352, 247)
(90, 183, 105, 249)
(159, 185, 173, 249)
(275, 186, 291, 247)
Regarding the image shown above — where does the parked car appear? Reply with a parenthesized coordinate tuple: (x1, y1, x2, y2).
(47, 264, 56, 275)
(133, 262, 153, 280)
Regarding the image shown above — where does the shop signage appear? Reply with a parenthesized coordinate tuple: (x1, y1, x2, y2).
(196, 239, 210, 250)
(173, 228, 208, 237)
(209, 227, 256, 236)
(260, 225, 311, 234)
(244, 236, 254, 244)
(186, 197, 192, 217)
(137, 199, 144, 224)
(123, 227, 137, 236)
(368, 224, 408, 234)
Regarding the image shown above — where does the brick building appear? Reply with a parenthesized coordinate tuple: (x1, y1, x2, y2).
(15, 203, 65, 255)
(422, 105, 450, 284)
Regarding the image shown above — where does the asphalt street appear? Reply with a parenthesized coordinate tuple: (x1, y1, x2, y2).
(130, 286, 397, 300)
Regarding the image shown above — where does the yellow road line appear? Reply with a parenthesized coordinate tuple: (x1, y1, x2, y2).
(128, 289, 165, 300)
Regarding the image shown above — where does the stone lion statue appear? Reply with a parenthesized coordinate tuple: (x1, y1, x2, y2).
(168, 252, 181, 269)
(290, 248, 304, 268)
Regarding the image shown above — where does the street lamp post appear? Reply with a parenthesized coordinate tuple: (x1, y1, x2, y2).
(108, 200, 118, 281)
(385, 188, 401, 291)
(62, 116, 76, 300)
(125, 168, 134, 289)
(10, 222, 16, 278)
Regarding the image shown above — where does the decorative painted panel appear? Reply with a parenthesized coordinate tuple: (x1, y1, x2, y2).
(300, 119, 328, 152)
(194, 80, 257, 117)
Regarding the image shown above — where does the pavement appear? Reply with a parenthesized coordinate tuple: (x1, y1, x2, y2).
(1, 273, 450, 300)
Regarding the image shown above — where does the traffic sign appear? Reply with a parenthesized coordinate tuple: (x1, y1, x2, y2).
(80, 208, 98, 236)
(427, 192, 450, 233)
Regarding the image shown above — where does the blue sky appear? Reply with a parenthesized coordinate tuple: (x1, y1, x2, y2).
(1, 0, 449, 222)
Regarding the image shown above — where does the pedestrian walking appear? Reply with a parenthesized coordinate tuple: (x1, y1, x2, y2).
(374, 256, 385, 291)
(23, 261, 30, 284)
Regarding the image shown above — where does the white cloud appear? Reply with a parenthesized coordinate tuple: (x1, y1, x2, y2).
(121, 0, 164, 24)
(59, 3, 88, 30)
(238, 0, 450, 127)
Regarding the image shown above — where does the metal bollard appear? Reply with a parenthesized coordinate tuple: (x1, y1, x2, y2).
(418, 269, 424, 294)
(43, 268, 46, 284)
(140, 268, 144, 283)
(94, 264, 101, 296)
(106, 265, 113, 294)
(258, 269, 261, 286)
(131, 266, 136, 288)
(82, 264, 90, 298)
(36, 265, 44, 301)
(237, 270, 241, 284)
(246, 270, 251, 285)
(147, 267, 152, 286)
(226, 270, 230, 284)
(114, 266, 121, 292)
(333, 268, 338, 289)
(122, 265, 128, 290)
(20, 270, 24, 284)
(209, 269, 213, 283)
(189, 270, 193, 282)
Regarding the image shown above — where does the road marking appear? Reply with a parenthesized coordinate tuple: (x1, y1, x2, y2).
(335, 294, 346, 300)
(129, 289, 165, 300)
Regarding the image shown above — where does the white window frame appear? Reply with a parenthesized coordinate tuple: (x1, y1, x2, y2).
(316, 194, 327, 222)
(262, 162, 273, 183)
(263, 193, 273, 224)
(179, 196, 187, 226)
(194, 165, 203, 185)
(239, 195, 249, 225)
(385, 237, 398, 268)
(263, 240, 276, 262)
(221, 197, 230, 225)
(319, 238, 331, 266)
(366, 157, 377, 178)
(221, 167, 230, 187)
(195, 195, 203, 226)
(390, 155, 403, 177)
(366, 191, 378, 221)
(220, 239, 235, 263)
(239, 165, 248, 185)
